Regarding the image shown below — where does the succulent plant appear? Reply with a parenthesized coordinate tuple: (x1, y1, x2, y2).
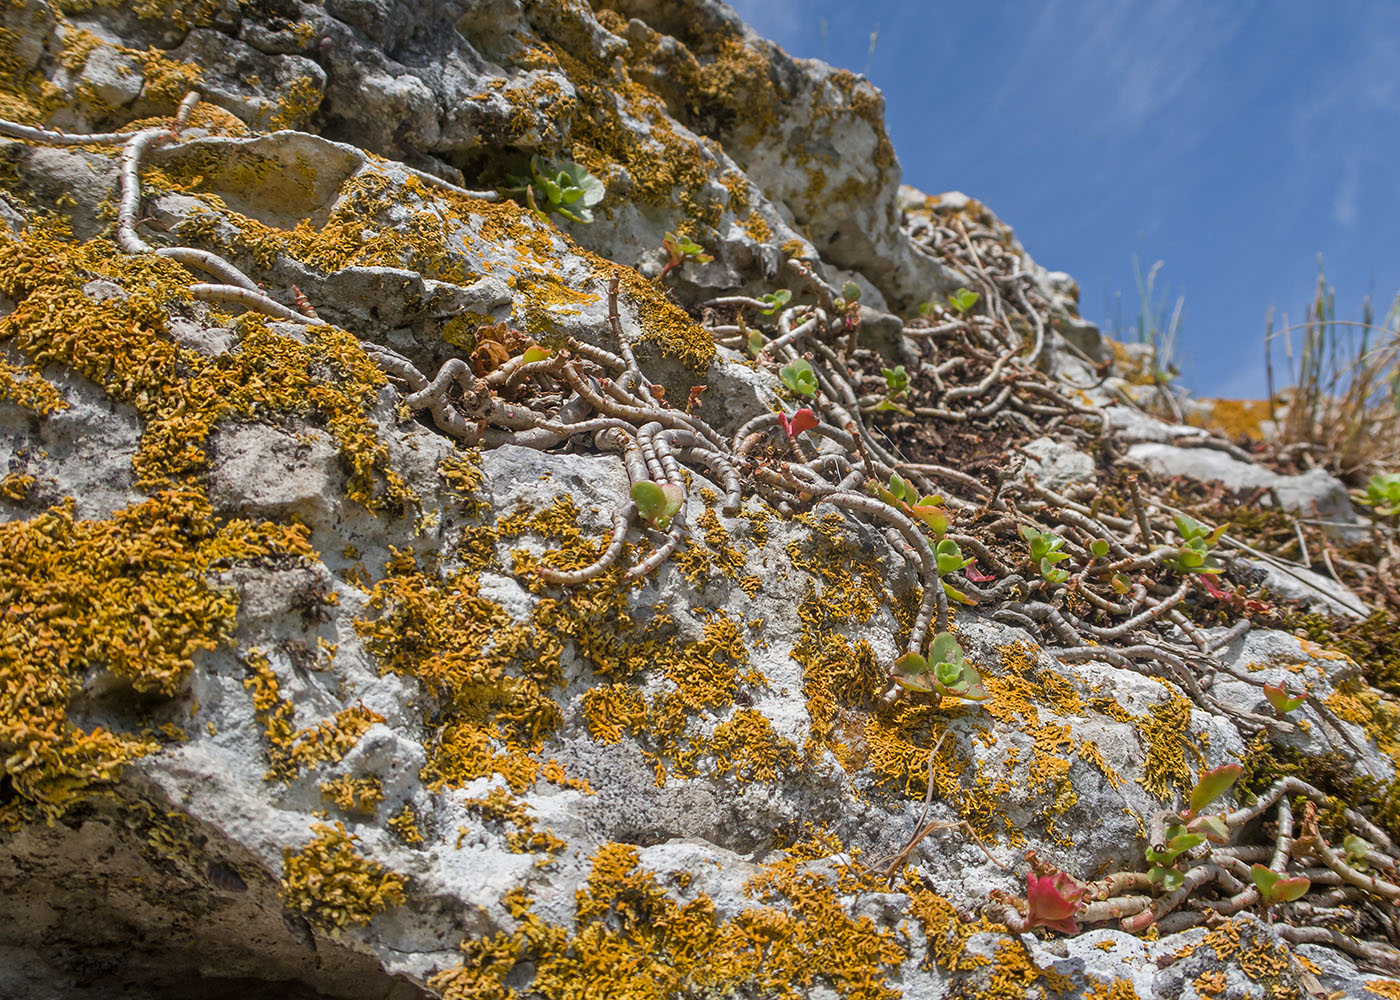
(502, 155, 604, 224)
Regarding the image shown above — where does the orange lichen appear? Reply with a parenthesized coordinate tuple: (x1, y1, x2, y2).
(280, 821, 407, 929)
(462, 787, 565, 857)
(241, 649, 384, 782)
(0, 471, 36, 500)
(1136, 691, 1199, 800)
(387, 804, 425, 845)
(708, 708, 800, 783)
(1081, 980, 1142, 1000)
(0, 223, 411, 509)
(1187, 397, 1273, 441)
(432, 841, 907, 1000)
(0, 354, 65, 415)
(0, 490, 312, 825)
(320, 775, 385, 816)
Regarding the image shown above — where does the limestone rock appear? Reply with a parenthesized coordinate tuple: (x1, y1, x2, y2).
(0, 1, 1396, 998)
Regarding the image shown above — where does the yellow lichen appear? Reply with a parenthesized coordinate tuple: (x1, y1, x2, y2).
(432, 840, 907, 1000)
(280, 821, 407, 929)
(462, 786, 565, 857)
(241, 649, 384, 783)
(0, 490, 312, 825)
(0, 471, 35, 500)
(1136, 691, 1199, 800)
(319, 775, 385, 816)
(388, 804, 425, 845)
(0, 223, 411, 510)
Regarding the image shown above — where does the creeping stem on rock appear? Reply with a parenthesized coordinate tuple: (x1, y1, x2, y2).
(536, 502, 636, 586)
(117, 127, 176, 254)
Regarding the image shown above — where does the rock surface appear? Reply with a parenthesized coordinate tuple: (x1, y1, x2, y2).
(2, 3, 1399, 1000)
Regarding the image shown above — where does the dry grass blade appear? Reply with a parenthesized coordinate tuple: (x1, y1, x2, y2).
(1267, 261, 1400, 479)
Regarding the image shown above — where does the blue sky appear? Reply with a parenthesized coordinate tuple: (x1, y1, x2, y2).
(725, 0, 1400, 399)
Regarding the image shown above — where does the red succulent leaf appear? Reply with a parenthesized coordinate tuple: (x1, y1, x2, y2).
(964, 562, 996, 583)
(779, 407, 818, 439)
(1198, 574, 1232, 601)
(1025, 870, 1085, 935)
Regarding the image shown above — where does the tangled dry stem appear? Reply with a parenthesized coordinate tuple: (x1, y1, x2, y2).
(9, 91, 1399, 965)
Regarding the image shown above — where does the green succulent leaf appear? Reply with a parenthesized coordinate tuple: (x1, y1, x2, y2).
(779, 359, 818, 397)
(1251, 864, 1309, 903)
(747, 330, 764, 357)
(1249, 864, 1279, 898)
(947, 288, 980, 314)
(631, 480, 684, 530)
(538, 173, 563, 205)
(1263, 684, 1305, 716)
(1173, 513, 1205, 540)
(927, 633, 988, 701)
(557, 160, 605, 207)
(936, 539, 973, 575)
(866, 478, 902, 506)
(928, 633, 963, 667)
(1167, 831, 1205, 855)
(1272, 876, 1310, 902)
(881, 365, 910, 397)
(758, 289, 792, 315)
(1147, 865, 1185, 892)
(502, 156, 604, 224)
(1344, 834, 1372, 868)
(1186, 814, 1231, 844)
(892, 651, 935, 692)
(1187, 763, 1243, 818)
(913, 504, 949, 535)
(1040, 558, 1069, 585)
(941, 579, 976, 606)
(841, 281, 862, 303)
(1090, 539, 1110, 558)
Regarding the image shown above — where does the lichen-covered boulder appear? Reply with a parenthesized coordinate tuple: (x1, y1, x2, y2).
(3, 2, 1400, 999)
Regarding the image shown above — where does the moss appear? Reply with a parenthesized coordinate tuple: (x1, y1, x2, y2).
(280, 821, 407, 930)
(1271, 608, 1400, 697)
(613, 265, 716, 371)
(1326, 678, 1400, 766)
(0, 490, 312, 825)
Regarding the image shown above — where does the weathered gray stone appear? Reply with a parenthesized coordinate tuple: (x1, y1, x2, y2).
(0, 2, 1395, 998)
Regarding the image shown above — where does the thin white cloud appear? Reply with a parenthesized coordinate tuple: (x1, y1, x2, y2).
(1332, 157, 1359, 229)
(991, 0, 1251, 140)
(724, 0, 807, 52)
